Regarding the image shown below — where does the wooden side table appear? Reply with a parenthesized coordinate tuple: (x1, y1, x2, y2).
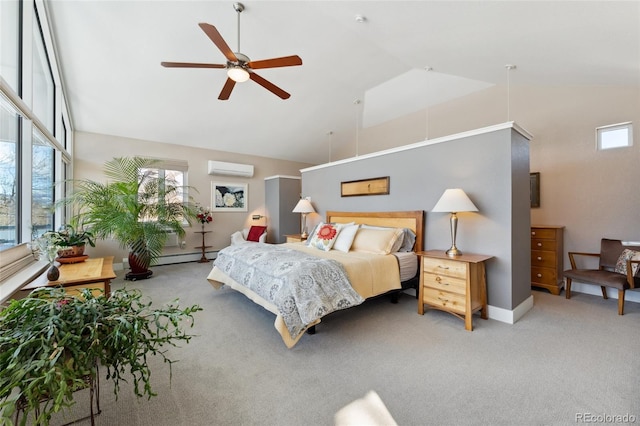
(24, 256, 116, 298)
(284, 234, 307, 243)
(417, 250, 493, 331)
(195, 231, 212, 263)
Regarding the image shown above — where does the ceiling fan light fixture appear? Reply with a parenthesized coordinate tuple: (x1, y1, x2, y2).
(227, 66, 250, 82)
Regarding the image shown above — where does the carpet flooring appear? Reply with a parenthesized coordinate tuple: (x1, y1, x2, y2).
(42, 261, 639, 426)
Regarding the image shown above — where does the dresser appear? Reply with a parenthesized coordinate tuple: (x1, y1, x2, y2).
(530, 225, 564, 295)
(417, 250, 492, 331)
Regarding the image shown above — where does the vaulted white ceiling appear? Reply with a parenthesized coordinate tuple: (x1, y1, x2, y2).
(46, 1, 640, 164)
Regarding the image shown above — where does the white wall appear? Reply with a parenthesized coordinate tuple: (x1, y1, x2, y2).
(73, 131, 312, 265)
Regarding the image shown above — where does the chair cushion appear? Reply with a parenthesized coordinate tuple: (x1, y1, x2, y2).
(563, 269, 632, 291)
(614, 249, 640, 276)
(247, 226, 267, 242)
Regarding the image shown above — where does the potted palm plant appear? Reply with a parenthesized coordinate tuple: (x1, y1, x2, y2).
(0, 286, 201, 425)
(61, 157, 196, 280)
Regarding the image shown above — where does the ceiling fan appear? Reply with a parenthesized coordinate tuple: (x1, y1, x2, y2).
(161, 2, 302, 100)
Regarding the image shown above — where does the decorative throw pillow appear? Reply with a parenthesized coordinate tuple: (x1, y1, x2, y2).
(307, 222, 344, 251)
(333, 224, 360, 252)
(614, 249, 640, 276)
(247, 226, 267, 242)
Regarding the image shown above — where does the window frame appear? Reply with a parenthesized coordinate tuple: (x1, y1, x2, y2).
(596, 122, 633, 151)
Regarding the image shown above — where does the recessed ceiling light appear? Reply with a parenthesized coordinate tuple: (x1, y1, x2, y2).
(355, 15, 366, 23)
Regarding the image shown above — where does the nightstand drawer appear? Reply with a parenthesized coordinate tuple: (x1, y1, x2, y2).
(423, 288, 466, 314)
(422, 257, 467, 279)
(530, 228, 556, 239)
(531, 251, 557, 268)
(531, 267, 557, 285)
(531, 239, 556, 251)
(423, 273, 466, 295)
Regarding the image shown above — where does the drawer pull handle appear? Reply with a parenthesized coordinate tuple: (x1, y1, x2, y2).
(532, 231, 536, 236)
(437, 296, 449, 302)
(537, 274, 542, 278)
(437, 265, 450, 270)
(537, 256, 542, 261)
(537, 243, 542, 247)
(435, 276, 441, 282)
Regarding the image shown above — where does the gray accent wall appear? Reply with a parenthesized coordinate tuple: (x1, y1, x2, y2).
(265, 176, 302, 244)
(301, 124, 531, 312)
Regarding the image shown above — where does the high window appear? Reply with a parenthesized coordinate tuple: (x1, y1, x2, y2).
(596, 122, 633, 150)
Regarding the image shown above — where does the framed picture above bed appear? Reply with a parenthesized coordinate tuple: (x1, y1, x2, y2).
(212, 182, 248, 212)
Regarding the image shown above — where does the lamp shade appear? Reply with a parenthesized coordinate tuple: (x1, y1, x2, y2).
(292, 199, 315, 214)
(431, 188, 478, 213)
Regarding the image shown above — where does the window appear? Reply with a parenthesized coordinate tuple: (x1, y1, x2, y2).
(0, 95, 19, 249)
(140, 160, 188, 223)
(0, 0, 20, 93)
(31, 129, 54, 238)
(596, 122, 633, 150)
(0, 1, 71, 253)
(32, 10, 55, 133)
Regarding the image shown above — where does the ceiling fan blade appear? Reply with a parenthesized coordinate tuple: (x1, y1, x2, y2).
(249, 72, 291, 99)
(247, 55, 303, 69)
(161, 62, 226, 69)
(218, 78, 236, 100)
(198, 23, 238, 63)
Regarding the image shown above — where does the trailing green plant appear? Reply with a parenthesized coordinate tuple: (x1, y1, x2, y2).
(59, 156, 197, 274)
(0, 287, 202, 425)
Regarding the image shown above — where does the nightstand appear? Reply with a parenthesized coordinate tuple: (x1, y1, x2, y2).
(417, 250, 493, 331)
(284, 234, 307, 243)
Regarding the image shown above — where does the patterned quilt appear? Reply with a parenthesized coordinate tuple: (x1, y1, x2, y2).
(214, 243, 365, 339)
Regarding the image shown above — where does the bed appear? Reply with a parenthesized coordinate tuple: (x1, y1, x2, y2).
(207, 210, 424, 348)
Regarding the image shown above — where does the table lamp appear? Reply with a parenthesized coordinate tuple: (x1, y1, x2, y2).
(292, 198, 315, 238)
(431, 188, 478, 256)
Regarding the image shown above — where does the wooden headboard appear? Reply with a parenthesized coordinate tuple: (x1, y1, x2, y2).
(325, 210, 425, 252)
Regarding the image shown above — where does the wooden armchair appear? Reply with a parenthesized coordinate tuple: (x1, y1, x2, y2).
(563, 239, 640, 314)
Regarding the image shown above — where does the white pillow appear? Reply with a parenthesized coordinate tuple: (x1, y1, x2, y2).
(333, 224, 360, 252)
(231, 231, 246, 245)
(351, 227, 405, 255)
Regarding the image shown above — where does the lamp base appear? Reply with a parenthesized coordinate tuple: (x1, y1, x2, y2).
(445, 247, 462, 257)
(301, 232, 308, 239)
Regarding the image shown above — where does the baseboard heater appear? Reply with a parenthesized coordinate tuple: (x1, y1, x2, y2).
(118, 251, 219, 271)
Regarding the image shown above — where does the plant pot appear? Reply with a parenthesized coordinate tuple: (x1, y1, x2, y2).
(58, 244, 86, 258)
(47, 264, 60, 281)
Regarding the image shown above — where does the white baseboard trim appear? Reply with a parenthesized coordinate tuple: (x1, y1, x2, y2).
(487, 295, 534, 325)
(569, 282, 640, 303)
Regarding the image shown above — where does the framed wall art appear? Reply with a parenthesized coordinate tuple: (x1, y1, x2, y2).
(530, 172, 540, 208)
(341, 176, 390, 197)
(212, 182, 248, 212)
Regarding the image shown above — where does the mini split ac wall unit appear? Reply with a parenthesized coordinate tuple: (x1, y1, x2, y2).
(207, 161, 254, 178)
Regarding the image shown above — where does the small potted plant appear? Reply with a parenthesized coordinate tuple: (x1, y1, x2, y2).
(0, 286, 202, 425)
(52, 221, 96, 258)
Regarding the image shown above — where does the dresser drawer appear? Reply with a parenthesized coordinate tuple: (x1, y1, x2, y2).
(531, 239, 556, 251)
(423, 288, 466, 314)
(423, 273, 466, 295)
(530, 228, 557, 240)
(531, 251, 557, 268)
(422, 257, 467, 279)
(531, 266, 558, 285)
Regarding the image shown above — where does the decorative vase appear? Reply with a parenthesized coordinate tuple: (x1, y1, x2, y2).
(201, 223, 205, 232)
(47, 264, 60, 281)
